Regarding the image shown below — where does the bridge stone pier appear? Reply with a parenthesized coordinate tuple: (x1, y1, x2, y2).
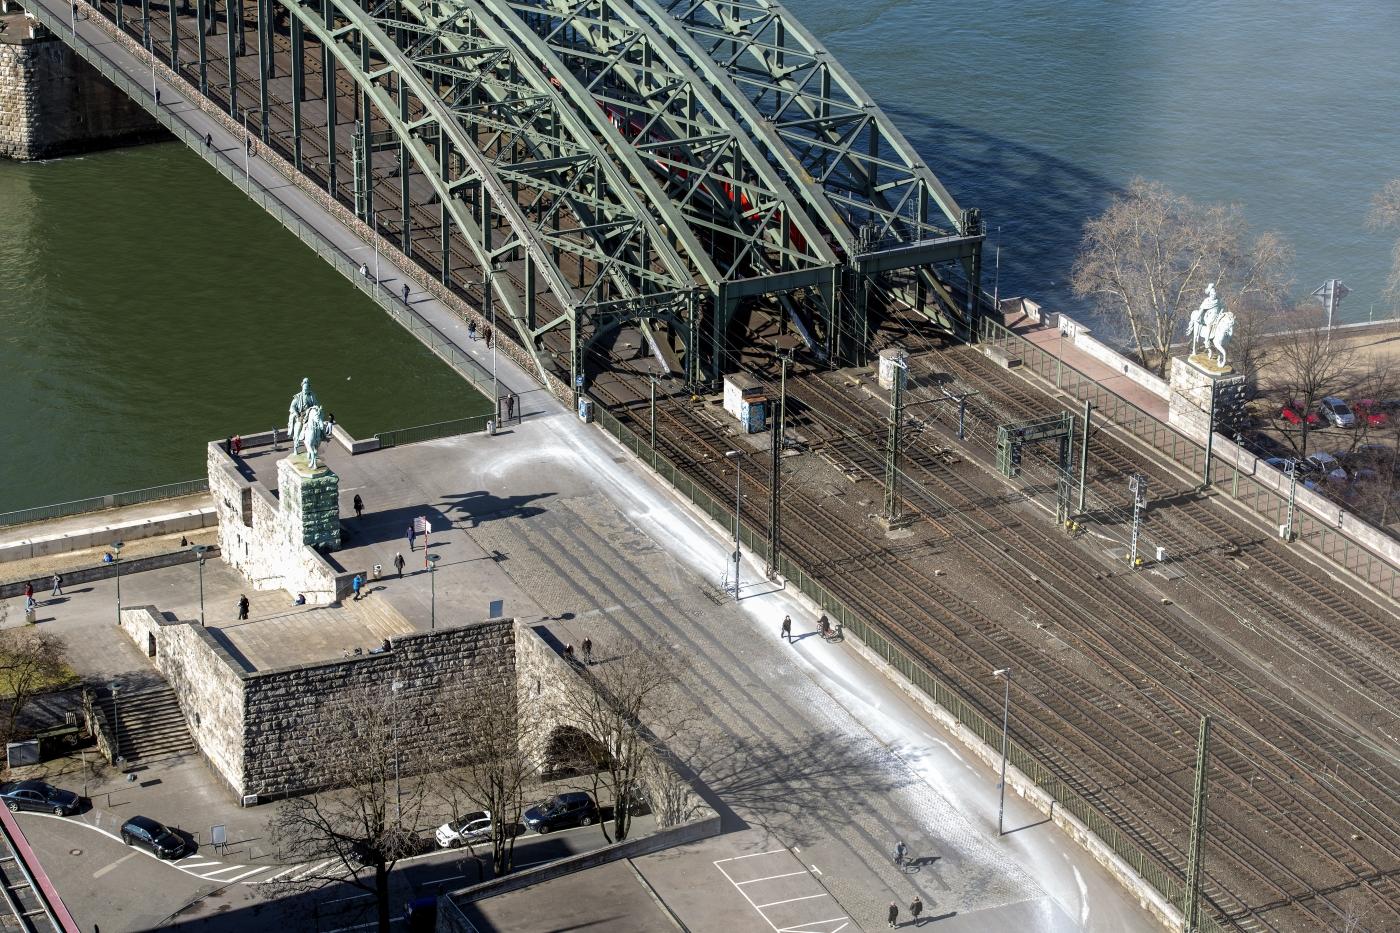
(0, 5, 159, 158)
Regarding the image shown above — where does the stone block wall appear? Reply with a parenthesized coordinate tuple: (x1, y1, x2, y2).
(241, 619, 516, 799)
(119, 607, 249, 794)
(0, 28, 162, 160)
(207, 442, 352, 605)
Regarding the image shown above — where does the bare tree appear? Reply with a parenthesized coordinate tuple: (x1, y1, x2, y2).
(1071, 178, 1292, 375)
(1259, 307, 1359, 457)
(436, 676, 540, 878)
(267, 691, 427, 933)
(553, 643, 697, 843)
(1369, 178, 1400, 304)
(0, 628, 71, 746)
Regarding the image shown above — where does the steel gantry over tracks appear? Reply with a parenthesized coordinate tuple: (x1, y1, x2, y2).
(40, 0, 984, 384)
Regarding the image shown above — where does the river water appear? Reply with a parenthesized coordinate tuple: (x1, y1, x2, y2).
(2, 1, 1395, 508)
(0, 145, 491, 512)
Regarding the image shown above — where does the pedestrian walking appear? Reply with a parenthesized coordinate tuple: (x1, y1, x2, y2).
(505, 394, 515, 421)
(887, 902, 898, 928)
(24, 595, 37, 621)
(204, 132, 212, 148)
(483, 324, 493, 348)
(237, 594, 249, 620)
(910, 895, 923, 925)
(564, 643, 575, 663)
(781, 614, 792, 641)
(353, 494, 364, 519)
(224, 436, 233, 455)
(401, 284, 410, 305)
(352, 574, 363, 601)
(581, 637, 593, 664)
(50, 573, 63, 597)
(22, 581, 33, 600)
(467, 320, 477, 341)
(393, 552, 406, 578)
(407, 523, 417, 551)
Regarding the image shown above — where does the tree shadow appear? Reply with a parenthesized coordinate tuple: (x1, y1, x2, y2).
(680, 729, 914, 846)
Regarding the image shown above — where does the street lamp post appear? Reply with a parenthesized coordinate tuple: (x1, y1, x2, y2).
(993, 668, 1012, 835)
(427, 554, 440, 630)
(725, 450, 743, 600)
(193, 544, 208, 626)
(112, 541, 124, 626)
(108, 682, 121, 767)
(391, 680, 403, 821)
(241, 108, 250, 184)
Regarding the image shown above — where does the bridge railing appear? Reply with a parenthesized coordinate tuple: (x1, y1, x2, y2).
(375, 414, 493, 448)
(978, 316, 1399, 599)
(592, 403, 1216, 933)
(0, 479, 209, 529)
(32, 3, 502, 410)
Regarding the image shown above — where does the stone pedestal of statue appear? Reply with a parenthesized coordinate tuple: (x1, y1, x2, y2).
(1168, 355, 1248, 444)
(278, 454, 341, 550)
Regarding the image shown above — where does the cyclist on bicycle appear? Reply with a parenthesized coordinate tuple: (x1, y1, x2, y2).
(893, 839, 908, 868)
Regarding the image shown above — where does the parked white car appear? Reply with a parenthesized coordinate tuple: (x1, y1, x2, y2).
(1319, 396, 1356, 428)
(436, 810, 492, 849)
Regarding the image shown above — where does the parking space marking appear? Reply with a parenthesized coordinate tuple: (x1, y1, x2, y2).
(714, 850, 850, 933)
(738, 870, 808, 885)
(290, 859, 335, 881)
(754, 894, 827, 909)
(266, 864, 305, 881)
(199, 864, 250, 878)
(92, 853, 137, 879)
(223, 866, 269, 883)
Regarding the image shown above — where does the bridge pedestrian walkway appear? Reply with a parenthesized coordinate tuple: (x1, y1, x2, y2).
(36, 0, 554, 419)
(1001, 309, 1171, 421)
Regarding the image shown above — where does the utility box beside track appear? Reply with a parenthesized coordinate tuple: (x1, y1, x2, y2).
(723, 374, 768, 434)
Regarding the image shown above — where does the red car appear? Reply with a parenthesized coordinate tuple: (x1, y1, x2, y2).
(1280, 402, 1320, 426)
(1352, 399, 1389, 428)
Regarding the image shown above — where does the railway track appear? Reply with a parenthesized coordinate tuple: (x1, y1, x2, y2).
(594, 361, 1400, 931)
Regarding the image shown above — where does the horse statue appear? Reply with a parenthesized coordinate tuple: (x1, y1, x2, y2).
(1188, 283, 1224, 356)
(294, 403, 331, 469)
(1204, 309, 1235, 367)
(287, 377, 320, 450)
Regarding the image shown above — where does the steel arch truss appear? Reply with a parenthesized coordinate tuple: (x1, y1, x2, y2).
(648, 0, 985, 330)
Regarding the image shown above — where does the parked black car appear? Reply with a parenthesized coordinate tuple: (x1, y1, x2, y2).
(120, 815, 187, 859)
(0, 780, 81, 816)
(523, 792, 598, 834)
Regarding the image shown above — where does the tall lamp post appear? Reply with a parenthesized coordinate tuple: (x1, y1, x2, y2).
(112, 541, 124, 626)
(108, 682, 121, 768)
(427, 554, 440, 630)
(993, 667, 1012, 835)
(192, 544, 208, 626)
(725, 450, 743, 600)
(390, 680, 403, 821)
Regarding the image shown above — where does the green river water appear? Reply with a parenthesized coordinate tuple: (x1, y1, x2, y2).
(0, 144, 491, 513)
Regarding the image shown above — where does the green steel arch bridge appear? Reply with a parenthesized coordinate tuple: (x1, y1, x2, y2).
(29, 0, 984, 387)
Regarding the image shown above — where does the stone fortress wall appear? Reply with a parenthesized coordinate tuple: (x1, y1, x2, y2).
(207, 440, 357, 606)
(0, 12, 161, 159)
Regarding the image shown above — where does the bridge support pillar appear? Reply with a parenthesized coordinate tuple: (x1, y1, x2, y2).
(0, 27, 162, 160)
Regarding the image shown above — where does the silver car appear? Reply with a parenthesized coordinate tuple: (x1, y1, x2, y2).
(1319, 397, 1356, 428)
(436, 810, 492, 849)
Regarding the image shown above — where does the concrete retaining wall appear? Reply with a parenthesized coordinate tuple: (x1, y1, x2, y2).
(0, 545, 219, 598)
(0, 506, 215, 564)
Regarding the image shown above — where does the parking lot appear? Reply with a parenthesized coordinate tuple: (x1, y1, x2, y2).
(713, 849, 851, 933)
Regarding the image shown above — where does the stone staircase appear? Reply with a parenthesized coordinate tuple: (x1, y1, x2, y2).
(95, 684, 195, 763)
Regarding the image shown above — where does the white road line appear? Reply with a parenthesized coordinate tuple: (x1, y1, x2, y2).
(778, 919, 849, 933)
(92, 853, 137, 879)
(200, 864, 249, 878)
(179, 860, 222, 870)
(754, 893, 828, 909)
(291, 859, 335, 881)
(713, 848, 787, 865)
(713, 861, 781, 933)
(223, 866, 269, 883)
(736, 870, 808, 885)
(266, 864, 305, 881)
